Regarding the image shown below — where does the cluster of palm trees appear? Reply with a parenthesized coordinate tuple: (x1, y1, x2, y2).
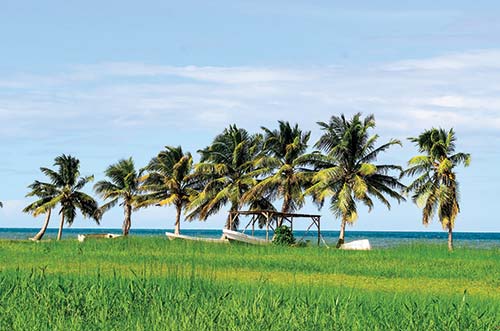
(22, 113, 470, 250)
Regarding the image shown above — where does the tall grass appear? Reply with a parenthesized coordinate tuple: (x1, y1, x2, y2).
(0, 238, 498, 330)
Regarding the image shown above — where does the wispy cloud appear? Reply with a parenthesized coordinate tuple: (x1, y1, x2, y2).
(2, 50, 500, 145)
(386, 49, 500, 70)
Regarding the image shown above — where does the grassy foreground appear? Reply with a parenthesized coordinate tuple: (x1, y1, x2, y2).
(0, 238, 498, 330)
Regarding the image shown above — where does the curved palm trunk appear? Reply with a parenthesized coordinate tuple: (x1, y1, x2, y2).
(447, 225, 453, 251)
(279, 193, 291, 227)
(225, 203, 239, 231)
(174, 203, 182, 235)
(57, 213, 65, 241)
(336, 218, 347, 248)
(122, 203, 132, 236)
(31, 209, 52, 241)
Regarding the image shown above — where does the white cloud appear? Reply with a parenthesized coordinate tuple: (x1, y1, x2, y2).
(68, 63, 315, 84)
(2, 49, 500, 144)
(386, 49, 500, 71)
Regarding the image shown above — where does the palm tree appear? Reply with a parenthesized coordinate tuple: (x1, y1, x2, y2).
(23, 180, 58, 240)
(30, 154, 100, 240)
(402, 128, 470, 251)
(242, 121, 312, 226)
(186, 125, 266, 230)
(306, 113, 406, 248)
(139, 146, 199, 235)
(94, 158, 141, 236)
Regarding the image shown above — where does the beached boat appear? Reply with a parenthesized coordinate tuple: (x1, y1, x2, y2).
(340, 239, 371, 250)
(77, 233, 121, 242)
(222, 229, 269, 245)
(165, 232, 228, 243)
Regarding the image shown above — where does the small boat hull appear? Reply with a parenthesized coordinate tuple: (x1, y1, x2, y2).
(222, 229, 268, 245)
(165, 232, 228, 243)
(340, 239, 371, 250)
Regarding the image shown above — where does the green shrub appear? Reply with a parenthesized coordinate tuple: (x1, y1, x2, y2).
(272, 225, 296, 246)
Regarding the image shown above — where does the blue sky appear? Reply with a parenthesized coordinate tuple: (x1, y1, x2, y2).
(1, 1, 499, 232)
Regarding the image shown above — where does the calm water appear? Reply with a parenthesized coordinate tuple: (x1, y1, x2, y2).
(1, 228, 499, 248)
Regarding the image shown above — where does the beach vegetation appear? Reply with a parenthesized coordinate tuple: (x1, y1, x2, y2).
(242, 121, 313, 226)
(403, 128, 471, 251)
(0, 238, 497, 330)
(186, 125, 270, 230)
(94, 157, 141, 236)
(138, 146, 199, 235)
(23, 179, 59, 240)
(305, 114, 406, 248)
(272, 225, 296, 246)
(25, 154, 100, 240)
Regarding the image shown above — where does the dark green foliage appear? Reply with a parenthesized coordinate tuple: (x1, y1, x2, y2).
(137, 146, 199, 234)
(187, 125, 269, 229)
(23, 154, 99, 240)
(272, 225, 296, 246)
(242, 121, 312, 215)
(94, 157, 141, 235)
(403, 128, 471, 232)
(306, 113, 406, 247)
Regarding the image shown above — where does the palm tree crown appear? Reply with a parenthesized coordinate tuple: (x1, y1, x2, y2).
(94, 157, 140, 236)
(23, 180, 59, 240)
(187, 125, 266, 230)
(31, 154, 99, 240)
(306, 113, 405, 247)
(139, 146, 199, 235)
(403, 128, 470, 250)
(242, 121, 312, 217)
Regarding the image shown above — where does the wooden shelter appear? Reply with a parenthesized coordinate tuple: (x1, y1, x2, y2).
(228, 210, 325, 246)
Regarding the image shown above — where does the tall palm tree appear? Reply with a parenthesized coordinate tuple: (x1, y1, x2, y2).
(94, 158, 140, 236)
(30, 154, 100, 240)
(23, 180, 58, 240)
(306, 113, 405, 248)
(402, 128, 470, 251)
(242, 121, 312, 225)
(186, 125, 266, 230)
(139, 146, 199, 235)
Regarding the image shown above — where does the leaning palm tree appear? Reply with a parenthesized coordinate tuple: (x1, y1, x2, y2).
(23, 180, 58, 240)
(402, 128, 470, 251)
(94, 158, 141, 236)
(30, 154, 100, 240)
(187, 125, 266, 230)
(242, 121, 312, 226)
(306, 113, 406, 248)
(138, 146, 199, 235)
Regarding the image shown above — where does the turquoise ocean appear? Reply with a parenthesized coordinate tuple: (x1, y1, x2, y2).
(1, 228, 499, 248)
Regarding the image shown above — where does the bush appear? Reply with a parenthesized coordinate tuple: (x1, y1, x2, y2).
(272, 225, 296, 246)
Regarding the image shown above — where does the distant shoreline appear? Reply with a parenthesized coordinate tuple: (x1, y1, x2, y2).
(1, 227, 499, 234)
(2, 228, 498, 248)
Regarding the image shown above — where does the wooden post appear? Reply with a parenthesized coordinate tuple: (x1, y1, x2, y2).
(317, 217, 320, 246)
(265, 212, 270, 242)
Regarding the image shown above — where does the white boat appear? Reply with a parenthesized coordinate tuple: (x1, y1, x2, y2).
(165, 232, 228, 243)
(340, 239, 371, 250)
(78, 233, 121, 242)
(222, 229, 269, 245)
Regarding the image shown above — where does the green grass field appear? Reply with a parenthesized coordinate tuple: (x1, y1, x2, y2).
(0, 238, 498, 330)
